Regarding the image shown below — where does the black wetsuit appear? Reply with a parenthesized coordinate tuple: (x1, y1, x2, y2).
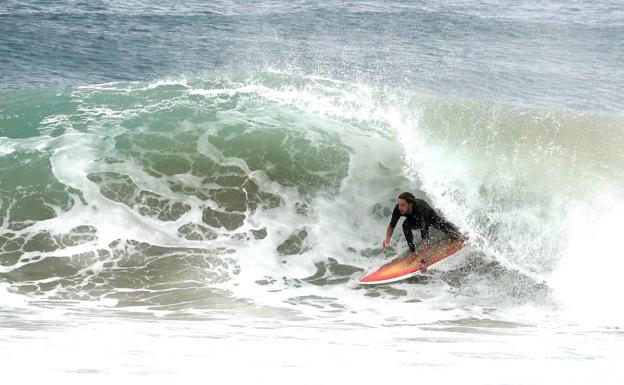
(389, 199, 460, 252)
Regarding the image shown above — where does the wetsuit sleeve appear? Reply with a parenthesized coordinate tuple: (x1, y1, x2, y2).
(389, 205, 400, 228)
(403, 222, 417, 252)
(420, 211, 430, 240)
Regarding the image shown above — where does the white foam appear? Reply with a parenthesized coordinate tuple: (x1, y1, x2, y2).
(1, 313, 621, 384)
(550, 190, 624, 327)
(0, 282, 29, 309)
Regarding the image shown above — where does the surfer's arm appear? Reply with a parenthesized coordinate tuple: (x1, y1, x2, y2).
(419, 212, 430, 249)
(384, 205, 401, 247)
(383, 226, 394, 247)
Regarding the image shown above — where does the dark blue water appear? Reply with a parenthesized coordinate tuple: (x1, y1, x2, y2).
(1, 0, 623, 112)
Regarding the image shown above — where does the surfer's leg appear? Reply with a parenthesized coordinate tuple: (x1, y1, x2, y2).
(431, 214, 461, 239)
(402, 220, 417, 252)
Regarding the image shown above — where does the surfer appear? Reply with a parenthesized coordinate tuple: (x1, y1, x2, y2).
(382, 192, 463, 272)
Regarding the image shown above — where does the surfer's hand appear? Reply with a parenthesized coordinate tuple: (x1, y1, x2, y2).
(383, 238, 390, 248)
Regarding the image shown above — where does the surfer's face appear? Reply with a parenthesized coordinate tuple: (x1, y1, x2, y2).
(398, 198, 412, 215)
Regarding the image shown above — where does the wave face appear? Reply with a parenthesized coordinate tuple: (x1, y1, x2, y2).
(1, 73, 623, 324)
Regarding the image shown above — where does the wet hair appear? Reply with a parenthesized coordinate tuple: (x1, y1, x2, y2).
(398, 192, 417, 206)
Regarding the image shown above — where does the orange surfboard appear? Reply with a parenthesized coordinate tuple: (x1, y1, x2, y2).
(359, 238, 465, 285)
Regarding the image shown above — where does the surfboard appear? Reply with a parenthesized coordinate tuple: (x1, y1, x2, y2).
(359, 238, 465, 285)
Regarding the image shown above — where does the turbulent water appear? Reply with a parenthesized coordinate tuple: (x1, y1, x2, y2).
(1, 1, 624, 383)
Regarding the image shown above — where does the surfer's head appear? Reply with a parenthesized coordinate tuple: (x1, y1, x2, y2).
(397, 192, 416, 215)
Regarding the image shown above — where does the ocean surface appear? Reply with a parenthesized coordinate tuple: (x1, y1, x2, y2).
(1, 1, 623, 383)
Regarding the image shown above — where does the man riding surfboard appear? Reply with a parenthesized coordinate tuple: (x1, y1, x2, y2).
(382, 192, 464, 272)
